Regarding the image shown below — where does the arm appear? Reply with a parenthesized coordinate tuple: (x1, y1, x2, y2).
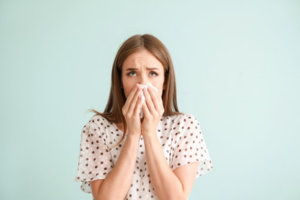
(140, 85, 198, 200)
(143, 133, 198, 200)
(92, 134, 140, 200)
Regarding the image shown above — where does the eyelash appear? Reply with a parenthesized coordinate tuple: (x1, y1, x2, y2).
(127, 71, 158, 77)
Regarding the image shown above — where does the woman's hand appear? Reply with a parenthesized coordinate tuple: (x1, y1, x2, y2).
(122, 84, 143, 137)
(141, 86, 164, 136)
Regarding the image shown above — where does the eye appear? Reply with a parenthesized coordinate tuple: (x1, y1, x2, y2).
(127, 71, 158, 77)
(127, 71, 136, 76)
(150, 72, 158, 77)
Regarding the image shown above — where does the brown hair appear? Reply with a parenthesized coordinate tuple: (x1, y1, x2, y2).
(87, 34, 183, 149)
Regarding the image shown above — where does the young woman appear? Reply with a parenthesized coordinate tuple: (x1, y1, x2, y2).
(74, 34, 213, 200)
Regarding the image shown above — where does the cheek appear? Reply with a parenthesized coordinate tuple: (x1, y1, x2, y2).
(121, 75, 129, 98)
(158, 91, 163, 98)
(151, 85, 163, 97)
(124, 88, 129, 99)
(123, 86, 135, 99)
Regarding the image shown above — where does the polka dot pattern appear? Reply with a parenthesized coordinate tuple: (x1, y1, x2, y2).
(74, 119, 114, 193)
(171, 114, 213, 177)
(74, 113, 213, 199)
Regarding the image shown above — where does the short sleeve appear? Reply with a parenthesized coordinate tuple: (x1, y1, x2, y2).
(74, 118, 114, 194)
(171, 113, 213, 178)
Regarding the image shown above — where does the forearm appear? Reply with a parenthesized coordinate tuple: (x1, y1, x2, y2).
(98, 134, 140, 200)
(143, 133, 184, 200)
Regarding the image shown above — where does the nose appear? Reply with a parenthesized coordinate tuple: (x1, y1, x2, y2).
(138, 73, 149, 85)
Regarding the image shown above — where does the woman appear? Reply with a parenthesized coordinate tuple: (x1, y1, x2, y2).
(74, 34, 213, 200)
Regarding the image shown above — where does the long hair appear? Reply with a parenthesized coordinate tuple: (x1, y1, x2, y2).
(87, 34, 183, 149)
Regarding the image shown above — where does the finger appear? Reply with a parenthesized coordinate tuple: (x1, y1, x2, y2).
(133, 93, 142, 116)
(143, 87, 156, 115)
(147, 88, 160, 113)
(148, 85, 160, 99)
(148, 86, 164, 109)
(128, 86, 142, 115)
(141, 95, 150, 118)
(123, 84, 139, 111)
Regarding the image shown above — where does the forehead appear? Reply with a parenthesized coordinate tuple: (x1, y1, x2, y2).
(122, 49, 164, 70)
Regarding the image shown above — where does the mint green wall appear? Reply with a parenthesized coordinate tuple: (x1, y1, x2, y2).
(1, 0, 299, 199)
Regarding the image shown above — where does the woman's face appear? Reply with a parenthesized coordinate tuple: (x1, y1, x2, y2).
(121, 49, 166, 99)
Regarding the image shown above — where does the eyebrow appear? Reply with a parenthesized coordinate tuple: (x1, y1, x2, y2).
(125, 67, 160, 71)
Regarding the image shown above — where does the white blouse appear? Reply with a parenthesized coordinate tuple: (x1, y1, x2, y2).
(74, 113, 213, 200)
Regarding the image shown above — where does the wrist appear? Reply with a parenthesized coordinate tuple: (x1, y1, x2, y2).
(127, 133, 141, 139)
(142, 131, 156, 137)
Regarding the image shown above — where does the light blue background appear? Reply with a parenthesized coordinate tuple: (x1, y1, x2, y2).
(1, 0, 299, 199)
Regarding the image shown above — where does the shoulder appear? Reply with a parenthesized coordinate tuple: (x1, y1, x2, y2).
(168, 113, 198, 123)
(183, 113, 199, 125)
(182, 113, 200, 128)
(171, 113, 201, 133)
(82, 114, 111, 133)
(161, 113, 200, 132)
